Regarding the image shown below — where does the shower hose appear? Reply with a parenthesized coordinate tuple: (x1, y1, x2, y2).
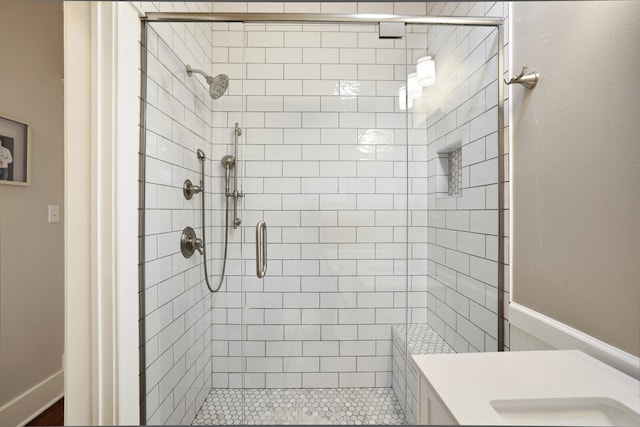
(200, 157, 229, 293)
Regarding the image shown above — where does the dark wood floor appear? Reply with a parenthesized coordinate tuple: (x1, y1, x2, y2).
(26, 398, 64, 426)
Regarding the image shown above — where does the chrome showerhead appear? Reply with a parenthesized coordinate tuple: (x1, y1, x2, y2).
(186, 64, 229, 100)
(206, 74, 229, 100)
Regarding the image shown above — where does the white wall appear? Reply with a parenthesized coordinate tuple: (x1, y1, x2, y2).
(0, 1, 64, 425)
(511, 0, 640, 357)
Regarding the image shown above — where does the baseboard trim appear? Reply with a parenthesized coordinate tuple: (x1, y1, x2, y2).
(509, 303, 640, 380)
(0, 369, 64, 427)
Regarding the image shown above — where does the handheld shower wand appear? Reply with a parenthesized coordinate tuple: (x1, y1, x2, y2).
(221, 155, 235, 197)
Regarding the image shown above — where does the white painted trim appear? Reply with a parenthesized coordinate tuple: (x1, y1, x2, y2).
(507, 0, 514, 304)
(509, 302, 640, 379)
(91, 3, 117, 422)
(64, 2, 94, 424)
(114, 2, 142, 424)
(127, 1, 147, 17)
(64, 2, 140, 424)
(0, 370, 63, 427)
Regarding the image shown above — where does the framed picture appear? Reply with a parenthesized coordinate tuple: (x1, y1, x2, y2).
(0, 115, 31, 186)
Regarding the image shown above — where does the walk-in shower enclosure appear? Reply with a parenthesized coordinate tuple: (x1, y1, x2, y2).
(141, 13, 503, 425)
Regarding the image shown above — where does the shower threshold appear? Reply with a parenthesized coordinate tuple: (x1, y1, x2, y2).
(192, 387, 407, 425)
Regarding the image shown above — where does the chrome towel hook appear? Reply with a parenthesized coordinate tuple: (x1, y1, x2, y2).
(505, 66, 539, 89)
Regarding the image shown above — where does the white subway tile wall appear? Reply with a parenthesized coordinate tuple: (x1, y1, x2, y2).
(144, 20, 215, 425)
(209, 21, 429, 389)
(142, 2, 509, 424)
(422, 1, 507, 353)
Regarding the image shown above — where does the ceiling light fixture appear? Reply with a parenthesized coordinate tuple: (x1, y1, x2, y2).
(398, 86, 413, 111)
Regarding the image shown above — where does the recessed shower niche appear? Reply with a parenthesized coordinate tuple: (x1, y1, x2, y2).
(437, 142, 463, 198)
(140, 14, 502, 425)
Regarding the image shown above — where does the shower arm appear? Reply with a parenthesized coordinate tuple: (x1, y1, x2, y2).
(186, 65, 210, 82)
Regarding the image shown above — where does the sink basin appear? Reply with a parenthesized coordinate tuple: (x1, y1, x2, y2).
(490, 397, 640, 426)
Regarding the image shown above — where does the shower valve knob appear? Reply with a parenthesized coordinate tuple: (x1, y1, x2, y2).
(181, 226, 203, 258)
(194, 239, 203, 255)
(183, 179, 203, 200)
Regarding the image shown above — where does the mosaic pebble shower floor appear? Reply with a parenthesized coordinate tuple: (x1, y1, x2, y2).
(192, 388, 407, 425)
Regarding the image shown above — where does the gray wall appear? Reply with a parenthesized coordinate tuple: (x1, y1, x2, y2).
(511, 1, 640, 356)
(0, 0, 64, 420)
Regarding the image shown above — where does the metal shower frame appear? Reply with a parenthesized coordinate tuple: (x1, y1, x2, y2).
(139, 12, 506, 425)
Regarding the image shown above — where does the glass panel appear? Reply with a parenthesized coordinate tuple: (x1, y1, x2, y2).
(141, 18, 500, 427)
(143, 21, 219, 425)
(407, 22, 500, 361)
(209, 19, 246, 421)
(234, 21, 410, 424)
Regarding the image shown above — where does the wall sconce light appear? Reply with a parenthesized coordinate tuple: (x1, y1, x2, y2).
(398, 86, 413, 111)
(407, 73, 422, 100)
(417, 55, 436, 87)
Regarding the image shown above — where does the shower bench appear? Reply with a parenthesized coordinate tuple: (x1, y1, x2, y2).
(391, 324, 455, 425)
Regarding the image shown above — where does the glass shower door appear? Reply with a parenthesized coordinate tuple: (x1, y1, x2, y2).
(235, 21, 412, 424)
(142, 17, 502, 426)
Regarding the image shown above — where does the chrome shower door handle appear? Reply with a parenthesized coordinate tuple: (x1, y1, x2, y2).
(255, 221, 267, 278)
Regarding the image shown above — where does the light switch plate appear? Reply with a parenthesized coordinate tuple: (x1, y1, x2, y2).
(48, 205, 60, 223)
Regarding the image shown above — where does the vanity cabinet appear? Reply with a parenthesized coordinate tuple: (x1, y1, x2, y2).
(412, 351, 640, 426)
(418, 375, 457, 425)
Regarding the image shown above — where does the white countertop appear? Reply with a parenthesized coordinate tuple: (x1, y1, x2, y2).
(412, 350, 640, 425)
